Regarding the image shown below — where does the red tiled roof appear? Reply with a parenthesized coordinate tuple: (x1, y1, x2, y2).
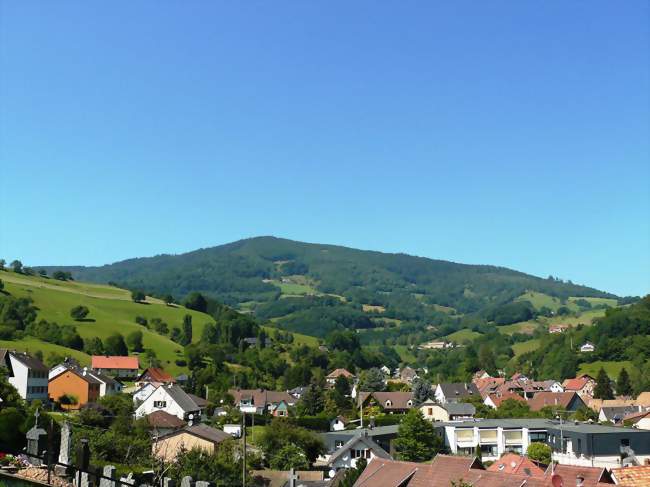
(486, 453, 545, 477)
(138, 367, 174, 383)
(612, 465, 650, 486)
(359, 391, 414, 411)
(147, 410, 186, 429)
(528, 391, 582, 411)
(91, 355, 139, 370)
(487, 391, 526, 407)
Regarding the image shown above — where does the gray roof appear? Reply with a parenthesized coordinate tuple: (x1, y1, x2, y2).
(600, 406, 641, 422)
(438, 382, 480, 399)
(159, 423, 231, 443)
(436, 418, 552, 429)
(1, 349, 48, 371)
(327, 432, 392, 465)
(444, 402, 476, 415)
(322, 424, 400, 439)
(549, 421, 649, 434)
(164, 384, 201, 413)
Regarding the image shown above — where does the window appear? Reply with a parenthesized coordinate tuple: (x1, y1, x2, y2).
(428, 408, 433, 415)
(153, 401, 167, 408)
(506, 445, 523, 454)
(365, 450, 371, 459)
(529, 432, 547, 443)
(480, 444, 498, 456)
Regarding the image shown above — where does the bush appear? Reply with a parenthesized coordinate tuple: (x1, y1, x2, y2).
(288, 416, 331, 432)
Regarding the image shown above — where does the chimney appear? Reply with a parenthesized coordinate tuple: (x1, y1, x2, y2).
(576, 475, 585, 487)
(83, 367, 87, 376)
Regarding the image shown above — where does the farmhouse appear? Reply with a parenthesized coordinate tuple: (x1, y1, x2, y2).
(91, 355, 140, 378)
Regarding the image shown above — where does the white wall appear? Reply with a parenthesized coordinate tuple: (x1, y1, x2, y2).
(8, 356, 48, 401)
(135, 386, 190, 420)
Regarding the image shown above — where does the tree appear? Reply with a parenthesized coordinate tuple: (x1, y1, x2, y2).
(52, 270, 72, 281)
(181, 314, 193, 346)
(0, 279, 3, 292)
(617, 367, 632, 397)
(10, 260, 23, 273)
(359, 368, 385, 392)
(184, 292, 208, 313)
(527, 442, 551, 465)
(269, 443, 309, 470)
(411, 378, 432, 406)
(297, 381, 325, 416)
(105, 333, 128, 356)
(135, 316, 148, 326)
(70, 305, 90, 320)
(127, 330, 144, 352)
(84, 336, 104, 355)
(169, 444, 243, 486)
(594, 367, 614, 399)
(339, 458, 367, 487)
(131, 290, 146, 303)
(257, 418, 325, 464)
(0, 259, 5, 270)
(394, 409, 441, 462)
(164, 294, 175, 305)
(334, 375, 351, 397)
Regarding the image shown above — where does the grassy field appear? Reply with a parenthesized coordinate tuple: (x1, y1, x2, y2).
(261, 325, 320, 347)
(498, 320, 540, 335)
(512, 339, 541, 356)
(578, 360, 633, 379)
(1, 272, 215, 375)
(515, 291, 580, 312)
(362, 304, 386, 313)
(394, 345, 417, 363)
(0, 337, 91, 365)
(445, 329, 481, 343)
(568, 296, 618, 307)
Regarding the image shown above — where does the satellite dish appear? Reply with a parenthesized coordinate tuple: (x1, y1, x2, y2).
(328, 469, 336, 478)
(551, 473, 564, 487)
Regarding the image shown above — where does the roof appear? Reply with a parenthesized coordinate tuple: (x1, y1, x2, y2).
(86, 369, 121, 386)
(162, 384, 202, 413)
(159, 423, 231, 444)
(635, 391, 650, 406)
(623, 410, 650, 423)
(551, 464, 613, 486)
(563, 376, 593, 391)
(400, 367, 418, 379)
(528, 391, 583, 411)
(486, 453, 545, 477)
(437, 382, 480, 399)
(600, 406, 642, 422)
(443, 402, 476, 415)
(229, 389, 295, 407)
(49, 367, 102, 385)
(437, 418, 553, 429)
(137, 367, 175, 383)
(147, 410, 186, 429)
(359, 391, 414, 410)
(473, 377, 505, 397)
(1, 349, 48, 371)
(91, 355, 139, 370)
(326, 368, 354, 379)
(612, 465, 650, 486)
(187, 393, 209, 408)
(328, 432, 392, 465)
(354, 458, 421, 487)
(486, 391, 526, 407)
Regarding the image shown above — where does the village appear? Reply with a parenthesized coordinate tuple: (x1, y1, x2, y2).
(2, 349, 650, 487)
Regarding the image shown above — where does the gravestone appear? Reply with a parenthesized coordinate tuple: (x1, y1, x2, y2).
(26, 408, 47, 466)
(180, 476, 193, 487)
(163, 478, 176, 487)
(55, 421, 72, 475)
(119, 473, 136, 486)
(99, 465, 116, 487)
(195, 481, 211, 487)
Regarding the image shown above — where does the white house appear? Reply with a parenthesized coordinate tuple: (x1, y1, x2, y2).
(580, 342, 595, 353)
(326, 432, 392, 470)
(434, 382, 480, 404)
(380, 365, 391, 376)
(1, 350, 48, 402)
(135, 384, 201, 421)
(49, 361, 122, 397)
(330, 416, 349, 432)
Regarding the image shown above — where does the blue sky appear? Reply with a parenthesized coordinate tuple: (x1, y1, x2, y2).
(1, 1, 648, 296)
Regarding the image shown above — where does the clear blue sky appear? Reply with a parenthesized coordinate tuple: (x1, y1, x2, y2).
(1, 1, 648, 297)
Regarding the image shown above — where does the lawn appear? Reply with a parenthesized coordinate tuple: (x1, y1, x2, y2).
(568, 296, 618, 308)
(512, 339, 541, 356)
(498, 321, 540, 335)
(1, 272, 215, 375)
(515, 291, 580, 312)
(268, 278, 318, 296)
(394, 345, 417, 363)
(578, 360, 634, 379)
(0, 337, 91, 365)
(445, 329, 481, 344)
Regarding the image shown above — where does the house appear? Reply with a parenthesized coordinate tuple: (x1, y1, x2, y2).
(549, 324, 569, 334)
(483, 391, 526, 409)
(135, 367, 175, 388)
(358, 391, 414, 413)
(50, 362, 121, 397)
(146, 410, 186, 436)
(588, 397, 639, 413)
(485, 453, 546, 476)
(636, 391, 650, 408)
(399, 367, 418, 383)
(326, 368, 355, 385)
(599, 406, 642, 424)
(624, 410, 650, 430)
(527, 391, 586, 412)
(580, 342, 595, 353)
(419, 400, 475, 422)
(472, 370, 491, 381)
(270, 399, 289, 417)
(321, 425, 399, 462)
(473, 376, 506, 398)
(510, 372, 529, 382)
(521, 380, 564, 398)
(380, 365, 391, 376)
(48, 367, 101, 409)
(330, 416, 349, 432)
(91, 355, 139, 378)
(434, 382, 480, 404)
(0, 349, 48, 402)
(48, 358, 80, 379)
(229, 389, 295, 414)
(326, 431, 392, 470)
(135, 383, 202, 421)
(288, 386, 308, 399)
(611, 465, 650, 486)
(563, 374, 597, 399)
(547, 421, 650, 467)
(153, 423, 232, 462)
(133, 382, 157, 404)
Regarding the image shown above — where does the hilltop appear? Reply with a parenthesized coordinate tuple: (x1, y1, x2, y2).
(42, 237, 616, 339)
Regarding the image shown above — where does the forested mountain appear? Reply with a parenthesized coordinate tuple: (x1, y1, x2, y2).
(43, 237, 615, 338)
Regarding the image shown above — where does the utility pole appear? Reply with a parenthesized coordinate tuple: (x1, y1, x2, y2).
(242, 412, 247, 487)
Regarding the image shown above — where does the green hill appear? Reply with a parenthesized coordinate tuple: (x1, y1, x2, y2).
(0, 272, 214, 375)
(42, 236, 616, 338)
